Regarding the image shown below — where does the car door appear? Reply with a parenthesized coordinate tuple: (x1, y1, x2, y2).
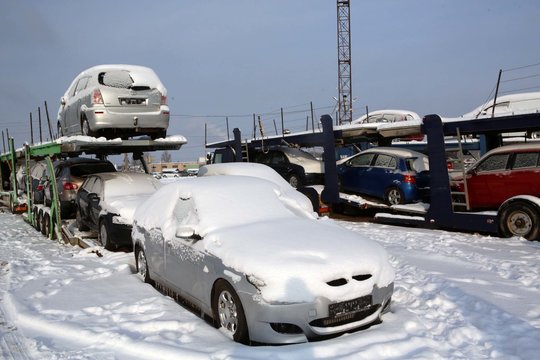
(77, 176, 95, 223)
(505, 151, 540, 199)
(87, 177, 103, 228)
(164, 196, 206, 302)
(339, 152, 376, 194)
(368, 154, 399, 199)
(466, 153, 510, 209)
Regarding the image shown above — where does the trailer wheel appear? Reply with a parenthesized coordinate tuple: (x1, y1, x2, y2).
(34, 207, 42, 232)
(41, 212, 48, 236)
(499, 201, 540, 241)
(385, 187, 404, 205)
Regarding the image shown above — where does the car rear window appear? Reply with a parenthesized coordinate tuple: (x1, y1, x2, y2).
(70, 163, 116, 177)
(98, 70, 134, 89)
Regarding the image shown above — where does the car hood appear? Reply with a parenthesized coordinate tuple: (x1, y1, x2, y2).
(201, 217, 395, 303)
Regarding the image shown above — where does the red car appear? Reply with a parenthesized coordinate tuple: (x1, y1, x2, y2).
(451, 143, 540, 210)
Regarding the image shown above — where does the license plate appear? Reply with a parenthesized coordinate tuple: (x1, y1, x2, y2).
(329, 295, 372, 318)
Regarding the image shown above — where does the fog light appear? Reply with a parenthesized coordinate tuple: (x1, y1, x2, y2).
(270, 323, 303, 334)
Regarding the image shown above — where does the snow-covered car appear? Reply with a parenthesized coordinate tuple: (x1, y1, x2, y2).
(76, 172, 161, 250)
(462, 92, 540, 119)
(351, 109, 421, 124)
(57, 64, 170, 139)
(132, 171, 395, 345)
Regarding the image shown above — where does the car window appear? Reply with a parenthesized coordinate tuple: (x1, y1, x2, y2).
(476, 153, 510, 173)
(74, 77, 89, 95)
(350, 153, 375, 166)
(98, 70, 133, 89)
(513, 152, 540, 169)
(174, 197, 199, 226)
(70, 163, 116, 177)
(82, 177, 97, 193)
(374, 154, 397, 169)
(270, 152, 286, 165)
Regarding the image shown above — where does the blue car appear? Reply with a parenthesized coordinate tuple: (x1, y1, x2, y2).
(337, 147, 430, 205)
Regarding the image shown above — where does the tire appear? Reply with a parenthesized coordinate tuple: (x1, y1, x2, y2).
(41, 212, 48, 236)
(213, 280, 249, 344)
(98, 219, 113, 250)
(499, 201, 540, 240)
(135, 247, 152, 284)
(81, 117, 96, 137)
(288, 174, 300, 188)
(42, 213, 56, 239)
(76, 209, 89, 231)
(385, 187, 405, 205)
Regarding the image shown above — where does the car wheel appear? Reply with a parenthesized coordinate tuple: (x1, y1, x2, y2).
(499, 202, 540, 240)
(76, 209, 89, 231)
(98, 219, 113, 250)
(288, 174, 300, 188)
(136, 247, 152, 284)
(213, 280, 249, 344)
(385, 187, 404, 205)
(81, 117, 96, 137)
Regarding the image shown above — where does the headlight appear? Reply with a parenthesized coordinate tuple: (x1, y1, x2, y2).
(247, 275, 266, 290)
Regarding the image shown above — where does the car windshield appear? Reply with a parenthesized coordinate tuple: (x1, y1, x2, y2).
(104, 176, 161, 198)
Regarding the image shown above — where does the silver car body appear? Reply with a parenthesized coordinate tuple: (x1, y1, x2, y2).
(132, 173, 394, 344)
(57, 64, 169, 139)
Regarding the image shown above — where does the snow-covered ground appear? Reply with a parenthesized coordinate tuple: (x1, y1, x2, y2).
(1, 209, 539, 359)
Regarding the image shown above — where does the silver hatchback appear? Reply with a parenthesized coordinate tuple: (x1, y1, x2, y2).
(57, 64, 170, 139)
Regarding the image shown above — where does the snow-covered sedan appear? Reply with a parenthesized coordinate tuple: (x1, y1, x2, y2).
(132, 167, 395, 345)
(76, 172, 162, 250)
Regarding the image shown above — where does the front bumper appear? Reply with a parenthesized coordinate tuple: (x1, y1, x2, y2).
(238, 282, 394, 344)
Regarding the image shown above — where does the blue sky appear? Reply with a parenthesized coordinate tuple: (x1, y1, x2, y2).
(1, 0, 540, 162)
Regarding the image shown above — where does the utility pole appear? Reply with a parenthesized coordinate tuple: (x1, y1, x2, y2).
(337, 0, 352, 124)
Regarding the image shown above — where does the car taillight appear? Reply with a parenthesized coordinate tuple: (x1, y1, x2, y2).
(160, 94, 167, 105)
(36, 184, 44, 191)
(403, 174, 416, 184)
(63, 182, 78, 191)
(92, 89, 104, 104)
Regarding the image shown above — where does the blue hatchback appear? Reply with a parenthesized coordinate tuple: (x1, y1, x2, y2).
(337, 147, 430, 205)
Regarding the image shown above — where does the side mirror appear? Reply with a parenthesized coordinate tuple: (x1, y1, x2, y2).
(60, 97, 66, 106)
(175, 225, 201, 240)
(88, 193, 100, 202)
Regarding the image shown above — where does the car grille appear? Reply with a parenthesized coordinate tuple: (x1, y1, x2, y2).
(310, 303, 380, 328)
(326, 273, 372, 287)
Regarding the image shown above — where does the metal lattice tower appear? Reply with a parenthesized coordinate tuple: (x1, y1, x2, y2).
(337, 0, 352, 124)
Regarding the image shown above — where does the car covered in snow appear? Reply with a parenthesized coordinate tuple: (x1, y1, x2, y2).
(76, 172, 161, 249)
(57, 64, 170, 139)
(462, 92, 540, 119)
(337, 147, 430, 205)
(351, 109, 421, 124)
(132, 165, 394, 344)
